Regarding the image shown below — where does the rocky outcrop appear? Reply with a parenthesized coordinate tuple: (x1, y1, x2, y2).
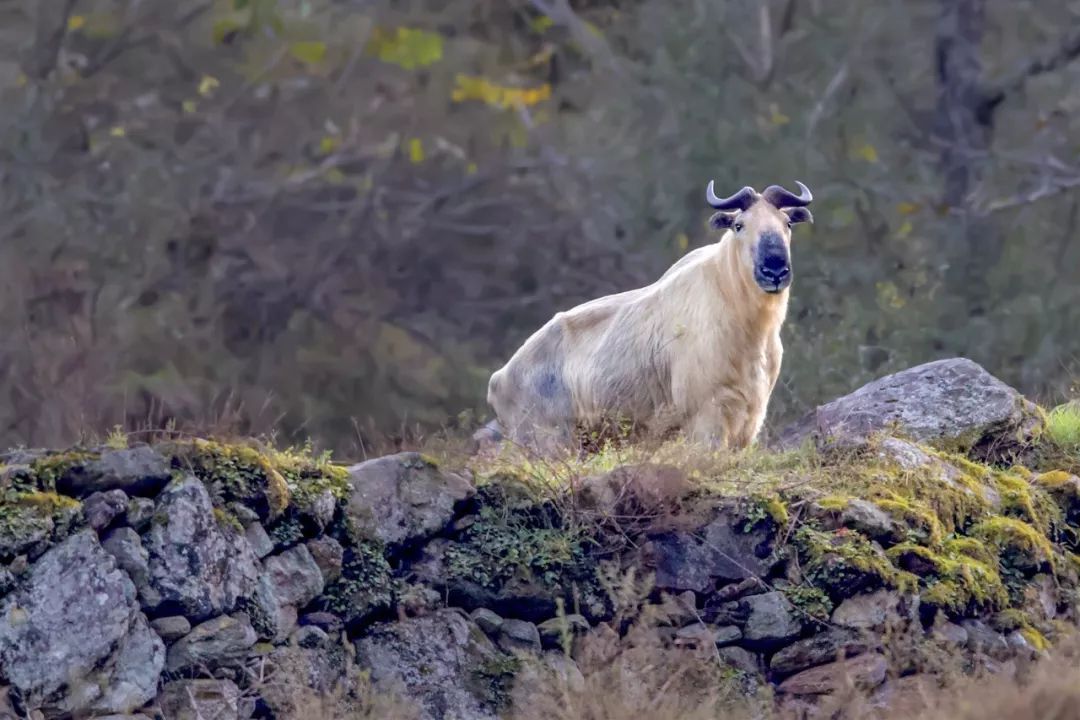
(776, 358, 1043, 458)
(0, 359, 1076, 720)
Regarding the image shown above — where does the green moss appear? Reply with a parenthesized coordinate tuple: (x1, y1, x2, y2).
(0, 491, 82, 557)
(872, 492, 944, 545)
(970, 516, 1055, 571)
(472, 654, 522, 711)
(320, 540, 394, 624)
(20, 451, 98, 492)
(212, 507, 244, 533)
(1047, 402, 1080, 450)
(886, 538, 1007, 616)
(991, 471, 1060, 534)
(795, 525, 915, 597)
(782, 585, 833, 623)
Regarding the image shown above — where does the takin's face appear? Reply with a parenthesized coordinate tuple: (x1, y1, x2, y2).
(706, 182, 814, 295)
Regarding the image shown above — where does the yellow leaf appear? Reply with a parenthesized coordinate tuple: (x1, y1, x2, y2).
(212, 17, 246, 45)
(465, 162, 478, 175)
(109, 126, 126, 138)
(289, 41, 327, 65)
(318, 135, 339, 155)
(182, 99, 198, 114)
(324, 167, 347, 184)
(15, 73, 27, 88)
(198, 75, 220, 97)
(408, 138, 424, 164)
(897, 202, 920, 215)
(67, 15, 86, 31)
(368, 27, 443, 70)
(451, 74, 551, 110)
(855, 142, 879, 163)
(676, 233, 689, 252)
(896, 220, 913, 238)
(769, 104, 790, 126)
(530, 15, 554, 33)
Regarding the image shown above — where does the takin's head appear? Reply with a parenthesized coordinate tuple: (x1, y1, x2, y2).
(705, 181, 813, 294)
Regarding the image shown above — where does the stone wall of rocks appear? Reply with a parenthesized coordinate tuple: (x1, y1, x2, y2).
(0, 357, 1077, 720)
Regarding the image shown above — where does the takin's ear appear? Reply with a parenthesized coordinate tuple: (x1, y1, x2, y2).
(784, 207, 813, 226)
(708, 211, 737, 230)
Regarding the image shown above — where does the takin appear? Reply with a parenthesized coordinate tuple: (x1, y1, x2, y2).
(483, 180, 814, 453)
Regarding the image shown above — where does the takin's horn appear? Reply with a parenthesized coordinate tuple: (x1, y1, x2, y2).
(705, 182, 757, 211)
(762, 180, 813, 208)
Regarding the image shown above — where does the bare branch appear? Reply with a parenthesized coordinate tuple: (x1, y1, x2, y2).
(23, 0, 77, 81)
(979, 175, 1080, 215)
(987, 24, 1080, 103)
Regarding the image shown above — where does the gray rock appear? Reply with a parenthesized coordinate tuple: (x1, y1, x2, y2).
(258, 641, 359, 720)
(719, 591, 801, 650)
(299, 612, 344, 635)
(309, 489, 338, 529)
(837, 499, 897, 541)
(150, 615, 192, 642)
(674, 623, 741, 649)
(719, 646, 760, 675)
(264, 544, 325, 608)
(345, 453, 475, 546)
(58, 446, 171, 497)
(932, 622, 968, 647)
(498, 619, 542, 654)
(305, 536, 344, 584)
(472, 608, 505, 637)
(537, 614, 590, 649)
(355, 609, 506, 720)
(84, 489, 129, 530)
(510, 652, 586, 710)
(0, 531, 162, 714)
(831, 589, 911, 631)
(102, 528, 152, 602)
(776, 358, 1042, 458)
(770, 628, 876, 676)
(241, 572, 297, 642)
(124, 497, 155, 531)
(777, 653, 888, 696)
(144, 476, 259, 621)
(244, 522, 274, 559)
(292, 625, 329, 648)
(642, 508, 775, 593)
(87, 715, 152, 720)
(166, 614, 257, 673)
(961, 619, 1011, 660)
(90, 614, 165, 715)
(158, 679, 241, 720)
(0, 568, 14, 596)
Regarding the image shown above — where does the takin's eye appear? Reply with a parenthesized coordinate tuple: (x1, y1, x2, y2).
(733, 222, 744, 232)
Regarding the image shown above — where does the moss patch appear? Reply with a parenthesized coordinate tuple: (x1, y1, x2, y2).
(319, 539, 395, 625)
(0, 491, 82, 558)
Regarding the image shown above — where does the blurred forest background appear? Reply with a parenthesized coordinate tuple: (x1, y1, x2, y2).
(1, 0, 1079, 455)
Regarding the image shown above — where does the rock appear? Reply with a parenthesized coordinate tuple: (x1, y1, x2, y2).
(876, 438, 1002, 508)
(777, 653, 888, 695)
(244, 523, 274, 559)
(776, 358, 1042, 458)
(89, 614, 165, 716)
(166, 614, 257, 673)
(0, 568, 14, 596)
(537, 614, 590, 650)
(144, 475, 259, 621)
(305, 536, 344, 583)
(837, 499, 897, 541)
(0, 531, 162, 714)
(355, 609, 506, 720)
(264, 544, 325, 608)
(299, 612, 344, 635)
(399, 583, 442, 616)
(82, 715, 151, 720)
(258, 640, 360, 720)
(713, 591, 801, 650)
(0, 493, 80, 560)
(1006, 630, 1044, 659)
(498, 619, 542, 654)
(831, 589, 912, 631)
(719, 646, 759, 675)
(158, 679, 241, 720)
(150, 615, 191, 642)
(242, 573, 297, 643)
(769, 628, 877, 677)
(344, 452, 475, 546)
(472, 608, 505, 637)
(1023, 573, 1058, 621)
(674, 623, 741, 649)
(308, 489, 337, 529)
(124, 497, 155, 531)
(83, 489, 129, 530)
(57, 446, 171, 497)
(869, 674, 936, 715)
(577, 464, 690, 518)
(292, 625, 329, 648)
(961, 620, 1011, 660)
(510, 652, 586, 710)
(101, 528, 152, 602)
(932, 622, 968, 647)
(642, 508, 775, 593)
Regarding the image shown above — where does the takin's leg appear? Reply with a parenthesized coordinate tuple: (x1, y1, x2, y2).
(684, 400, 733, 450)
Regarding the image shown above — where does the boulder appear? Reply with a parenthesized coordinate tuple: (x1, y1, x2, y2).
(143, 475, 259, 621)
(264, 544, 325, 608)
(258, 640, 362, 720)
(244, 522, 274, 559)
(158, 679, 241, 720)
(101, 528, 152, 602)
(150, 616, 191, 642)
(344, 453, 475, 546)
(83, 489, 129, 530)
(641, 508, 775, 594)
(166, 614, 257, 673)
(0, 531, 162, 714)
(472, 608, 505, 638)
(777, 653, 888, 695)
(124, 497, 155, 531)
(355, 609, 507, 720)
(831, 589, 913, 631)
(776, 358, 1042, 458)
(769, 628, 876, 677)
(497, 619, 541, 654)
(674, 623, 741, 649)
(537, 614, 590, 650)
(57, 446, 171, 497)
(305, 536, 344, 584)
(706, 591, 800, 650)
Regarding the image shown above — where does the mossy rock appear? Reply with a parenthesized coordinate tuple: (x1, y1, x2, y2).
(317, 539, 395, 627)
(0, 491, 82, 560)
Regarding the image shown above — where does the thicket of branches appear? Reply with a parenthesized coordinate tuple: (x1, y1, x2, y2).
(1, 0, 1079, 453)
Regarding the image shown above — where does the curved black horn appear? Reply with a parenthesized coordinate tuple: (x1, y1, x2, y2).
(762, 180, 812, 208)
(706, 182, 757, 211)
